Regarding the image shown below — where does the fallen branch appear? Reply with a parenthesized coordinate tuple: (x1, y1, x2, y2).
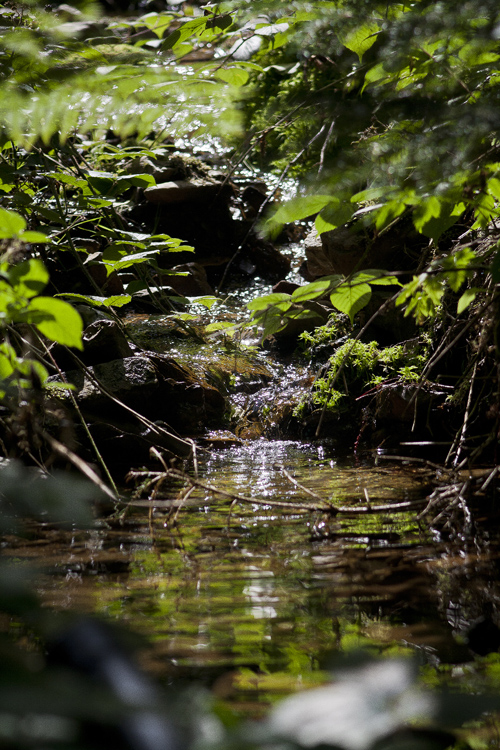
(125, 467, 427, 516)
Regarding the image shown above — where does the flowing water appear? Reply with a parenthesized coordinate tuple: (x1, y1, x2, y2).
(3, 256, 500, 741)
(8, 438, 500, 722)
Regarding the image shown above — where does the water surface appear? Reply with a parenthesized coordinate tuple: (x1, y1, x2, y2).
(8, 439, 487, 714)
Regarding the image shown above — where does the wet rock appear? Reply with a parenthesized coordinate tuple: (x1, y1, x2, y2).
(239, 239, 291, 281)
(302, 227, 324, 279)
(128, 188, 236, 262)
(144, 179, 230, 205)
(198, 430, 243, 447)
(50, 354, 227, 435)
(304, 225, 366, 278)
(54, 356, 159, 416)
(74, 304, 114, 327)
(83, 418, 193, 470)
(304, 217, 427, 280)
(160, 263, 214, 297)
(81, 319, 133, 366)
(87, 263, 125, 296)
(274, 301, 330, 343)
(272, 280, 300, 295)
(375, 384, 416, 423)
(374, 382, 447, 428)
(241, 183, 267, 219)
(50, 306, 119, 371)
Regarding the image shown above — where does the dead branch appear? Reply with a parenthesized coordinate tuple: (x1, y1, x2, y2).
(125, 467, 427, 516)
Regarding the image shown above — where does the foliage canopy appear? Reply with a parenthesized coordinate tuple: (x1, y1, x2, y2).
(0, 0, 499, 466)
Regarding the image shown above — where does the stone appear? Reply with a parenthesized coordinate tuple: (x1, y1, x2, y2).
(160, 263, 214, 297)
(272, 280, 300, 295)
(274, 300, 330, 342)
(305, 225, 366, 278)
(240, 240, 291, 281)
(50, 354, 227, 434)
(81, 319, 133, 366)
(144, 179, 229, 205)
(87, 262, 125, 296)
(55, 356, 160, 417)
(304, 217, 427, 280)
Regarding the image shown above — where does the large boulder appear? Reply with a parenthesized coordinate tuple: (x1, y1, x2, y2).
(144, 179, 230, 205)
(50, 354, 226, 434)
(303, 217, 427, 280)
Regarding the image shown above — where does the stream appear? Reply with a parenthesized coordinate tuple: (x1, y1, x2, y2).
(8, 438, 500, 722)
(4, 247, 500, 743)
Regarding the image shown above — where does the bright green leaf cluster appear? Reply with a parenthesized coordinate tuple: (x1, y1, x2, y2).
(396, 248, 479, 323)
(247, 270, 400, 336)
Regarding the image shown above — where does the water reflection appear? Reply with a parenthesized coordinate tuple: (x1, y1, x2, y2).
(4, 440, 498, 712)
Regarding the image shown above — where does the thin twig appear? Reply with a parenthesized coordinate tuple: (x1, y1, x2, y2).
(126, 467, 427, 516)
(277, 463, 328, 504)
(449, 358, 478, 467)
(34, 331, 119, 494)
(65, 350, 195, 458)
(318, 119, 335, 175)
(217, 123, 328, 293)
(40, 430, 118, 504)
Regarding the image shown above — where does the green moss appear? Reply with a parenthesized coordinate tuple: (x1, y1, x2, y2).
(294, 336, 429, 419)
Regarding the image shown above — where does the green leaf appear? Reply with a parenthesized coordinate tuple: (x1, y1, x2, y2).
(217, 67, 250, 86)
(352, 270, 401, 287)
(487, 177, 500, 201)
(413, 196, 441, 234)
(473, 193, 497, 229)
(315, 202, 354, 233)
(86, 198, 114, 208)
(425, 277, 445, 306)
(8, 259, 49, 299)
(414, 200, 463, 241)
(247, 292, 291, 312)
(351, 187, 387, 203)
(103, 249, 160, 273)
(48, 171, 88, 189)
(291, 280, 331, 303)
(457, 288, 478, 314)
(55, 293, 131, 308)
(161, 17, 208, 50)
(27, 297, 83, 349)
(101, 295, 132, 308)
(362, 62, 390, 91)
(0, 344, 16, 379)
(188, 295, 218, 309)
(205, 13, 233, 32)
(330, 281, 372, 325)
(205, 320, 235, 333)
(138, 11, 175, 39)
(115, 173, 156, 188)
(20, 231, 49, 243)
(441, 247, 476, 292)
(0, 280, 17, 313)
(339, 22, 380, 62)
(375, 199, 407, 230)
(255, 307, 289, 340)
(171, 312, 197, 321)
(86, 170, 115, 195)
(0, 207, 26, 238)
(271, 195, 335, 225)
